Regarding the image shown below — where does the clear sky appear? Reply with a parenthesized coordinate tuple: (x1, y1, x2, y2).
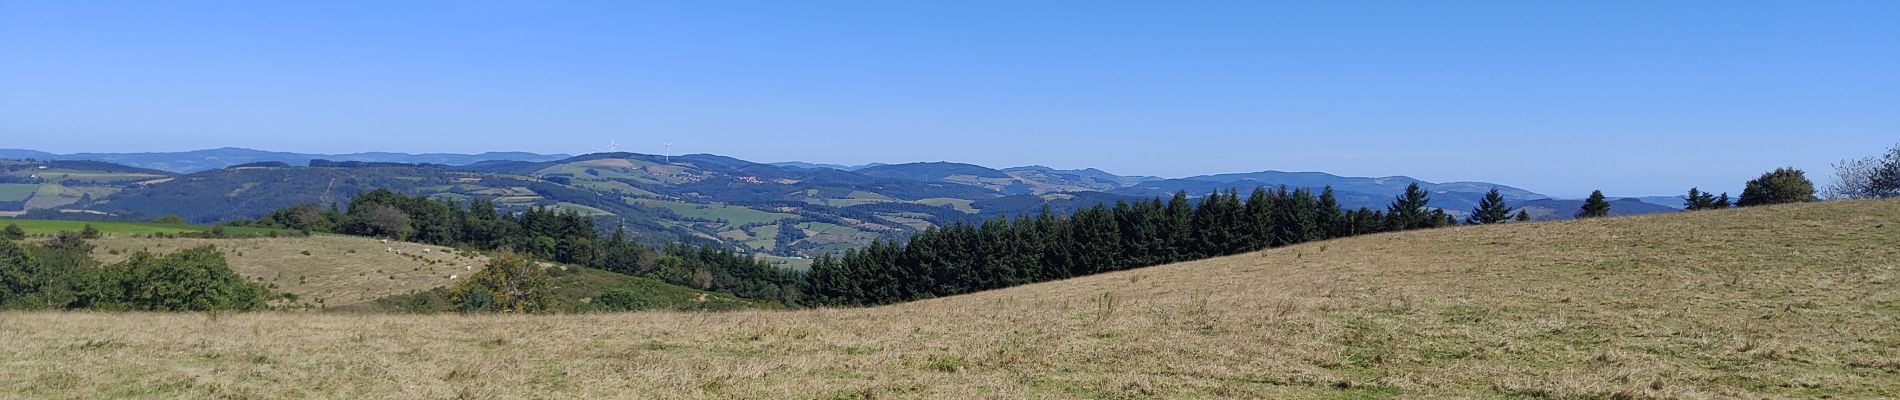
(2, 1, 1895, 197)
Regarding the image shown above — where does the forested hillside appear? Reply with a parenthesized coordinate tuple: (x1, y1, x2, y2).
(9, 151, 1677, 258)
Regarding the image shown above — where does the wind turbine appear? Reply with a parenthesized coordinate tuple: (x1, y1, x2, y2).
(608, 139, 619, 153)
(662, 141, 674, 163)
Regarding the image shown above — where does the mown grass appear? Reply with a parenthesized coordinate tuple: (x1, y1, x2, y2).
(2, 199, 1897, 398)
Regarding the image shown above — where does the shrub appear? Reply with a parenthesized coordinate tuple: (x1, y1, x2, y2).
(1, 224, 22, 240)
(151, 215, 187, 225)
(0, 240, 38, 305)
(595, 288, 659, 311)
(448, 253, 556, 313)
(85, 246, 270, 311)
(1738, 168, 1817, 207)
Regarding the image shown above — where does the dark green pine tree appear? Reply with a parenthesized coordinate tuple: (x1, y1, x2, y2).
(803, 254, 845, 305)
(1069, 205, 1121, 275)
(1514, 209, 1530, 222)
(1164, 191, 1196, 262)
(1315, 187, 1345, 239)
(1577, 190, 1611, 218)
(1385, 182, 1433, 231)
(1464, 187, 1511, 224)
(1348, 207, 1385, 234)
(1191, 190, 1234, 255)
(1036, 206, 1074, 280)
(1243, 187, 1275, 250)
(1683, 187, 1716, 210)
(1215, 189, 1249, 253)
(1713, 192, 1732, 209)
(1274, 188, 1320, 245)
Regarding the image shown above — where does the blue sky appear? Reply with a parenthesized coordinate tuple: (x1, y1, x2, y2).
(2, 1, 1895, 197)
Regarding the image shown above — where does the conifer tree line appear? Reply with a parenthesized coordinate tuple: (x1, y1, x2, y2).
(806, 183, 1459, 306)
(240, 189, 805, 306)
(1682, 187, 1732, 210)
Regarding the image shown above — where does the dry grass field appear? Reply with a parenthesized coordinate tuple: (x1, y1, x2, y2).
(3, 200, 1897, 399)
(86, 235, 485, 307)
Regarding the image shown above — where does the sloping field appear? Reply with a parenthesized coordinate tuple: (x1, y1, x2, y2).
(87, 235, 484, 307)
(3, 219, 284, 236)
(3, 200, 1897, 398)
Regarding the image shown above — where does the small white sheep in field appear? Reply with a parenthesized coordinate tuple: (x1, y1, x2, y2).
(385, 247, 393, 252)
(464, 265, 471, 271)
(422, 249, 430, 253)
(380, 239, 388, 244)
(449, 274, 458, 280)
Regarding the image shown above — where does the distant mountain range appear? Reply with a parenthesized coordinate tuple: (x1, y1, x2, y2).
(0, 147, 573, 173)
(3, 148, 1689, 255)
(1510, 198, 1680, 221)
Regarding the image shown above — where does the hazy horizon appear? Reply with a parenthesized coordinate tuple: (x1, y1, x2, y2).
(4, 1, 1896, 198)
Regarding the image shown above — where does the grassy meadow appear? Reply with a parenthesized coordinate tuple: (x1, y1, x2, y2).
(1, 199, 1897, 398)
(85, 235, 485, 307)
(1, 219, 286, 236)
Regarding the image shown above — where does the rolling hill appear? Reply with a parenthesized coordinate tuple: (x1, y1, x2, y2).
(1510, 197, 1680, 221)
(9, 150, 1681, 258)
(4, 199, 1893, 398)
(0, 147, 571, 173)
(0, 159, 175, 214)
(71, 234, 758, 311)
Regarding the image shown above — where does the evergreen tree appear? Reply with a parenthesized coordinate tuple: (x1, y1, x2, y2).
(1164, 191, 1195, 261)
(1577, 190, 1611, 218)
(1385, 183, 1434, 231)
(1683, 187, 1712, 210)
(1315, 187, 1345, 239)
(1464, 187, 1511, 224)
(1243, 187, 1274, 249)
(1713, 192, 1731, 209)
(1272, 188, 1320, 245)
(1116, 200, 1164, 269)
(1514, 210, 1530, 222)
(1070, 205, 1122, 275)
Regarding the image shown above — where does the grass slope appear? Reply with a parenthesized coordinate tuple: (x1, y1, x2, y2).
(359, 265, 759, 313)
(3, 219, 285, 236)
(3, 200, 1898, 398)
(87, 236, 485, 307)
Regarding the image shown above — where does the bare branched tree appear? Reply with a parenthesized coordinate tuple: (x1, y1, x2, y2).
(1825, 143, 1900, 200)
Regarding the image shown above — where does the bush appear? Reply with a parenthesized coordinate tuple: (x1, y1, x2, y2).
(1, 224, 22, 240)
(594, 288, 659, 311)
(85, 246, 270, 311)
(449, 253, 556, 313)
(0, 240, 39, 305)
(151, 215, 187, 225)
(1738, 168, 1817, 207)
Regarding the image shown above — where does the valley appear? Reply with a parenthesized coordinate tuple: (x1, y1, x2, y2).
(2, 150, 1685, 260)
